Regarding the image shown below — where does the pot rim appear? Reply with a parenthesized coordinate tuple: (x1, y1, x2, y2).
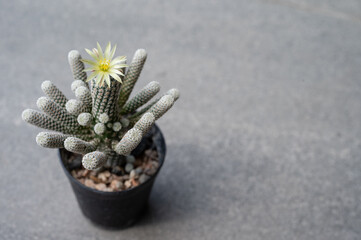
(58, 124, 166, 196)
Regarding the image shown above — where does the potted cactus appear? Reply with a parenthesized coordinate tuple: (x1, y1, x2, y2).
(22, 43, 179, 228)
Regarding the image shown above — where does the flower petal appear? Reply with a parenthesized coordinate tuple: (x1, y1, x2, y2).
(110, 44, 117, 59)
(105, 74, 111, 87)
(104, 42, 111, 59)
(82, 43, 129, 87)
(96, 71, 105, 84)
(81, 59, 97, 66)
(86, 71, 98, 82)
(111, 56, 126, 63)
(83, 67, 97, 72)
(96, 42, 104, 59)
(85, 48, 99, 60)
(110, 73, 122, 83)
(109, 69, 124, 76)
(109, 61, 128, 67)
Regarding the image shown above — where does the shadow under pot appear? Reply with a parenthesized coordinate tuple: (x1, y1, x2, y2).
(58, 125, 166, 229)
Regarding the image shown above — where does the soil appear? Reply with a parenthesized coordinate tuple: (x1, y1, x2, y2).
(67, 149, 159, 192)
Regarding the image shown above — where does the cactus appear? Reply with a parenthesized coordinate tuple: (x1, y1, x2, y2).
(120, 81, 160, 114)
(68, 50, 88, 83)
(22, 43, 179, 171)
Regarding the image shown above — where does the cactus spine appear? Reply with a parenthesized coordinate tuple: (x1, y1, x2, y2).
(22, 44, 179, 171)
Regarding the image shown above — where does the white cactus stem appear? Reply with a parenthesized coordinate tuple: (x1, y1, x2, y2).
(148, 95, 175, 120)
(166, 88, 180, 101)
(134, 112, 155, 134)
(41, 80, 68, 108)
(112, 122, 122, 132)
(66, 99, 89, 116)
(75, 86, 92, 109)
(82, 151, 108, 170)
(36, 132, 69, 148)
(121, 81, 160, 114)
(23, 46, 181, 172)
(64, 137, 98, 154)
(68, 50, 88, 83)
(71, 80, 88, 93)
(98, 113, 109, 124)
(94, 123, 106, 135)
(36, 97, 79, 128)
(129, 88, 179, 120)
(22, 109, 69, 133)
(118, 49, 147, 107)
(114, 128, 143, 156)
(77, 113, 93, 126)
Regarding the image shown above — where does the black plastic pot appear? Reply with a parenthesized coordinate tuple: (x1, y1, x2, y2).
(58, 125, 166, 229)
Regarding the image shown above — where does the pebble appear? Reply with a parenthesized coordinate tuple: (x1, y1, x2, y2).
(147, 168, 157, 175)
(111, 166, 123, 175)
(135, 167, 143, 175)
(125, 163, 134, 173)
(68, 160, 82, 170)
(112, 175, 123, 181)
(139, 174, 150, 184)
(124, 180, 132, 189)
(90, 175, 101, 183)
(144, 149, 152, 156)
(103, 171, 111, 178)
(84, 179, 95, 188)
(126, 155, 135, 164)
(145, 149, 158, 160)
(72, 146, 160, 192)
(110, 179, 123, 190)
(81, 169, 90, 177)
(75, 170, 84, 178)
(131, 178, 139, 187)
(129, 170, 137, 179)
(98, 172, 107, 182)
(95, 183, 107, 191)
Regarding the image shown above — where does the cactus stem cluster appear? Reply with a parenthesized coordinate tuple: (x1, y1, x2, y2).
(23, 45, 179, 171)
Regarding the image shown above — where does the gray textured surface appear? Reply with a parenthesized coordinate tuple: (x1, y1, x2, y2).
(1, 0, 361, 239)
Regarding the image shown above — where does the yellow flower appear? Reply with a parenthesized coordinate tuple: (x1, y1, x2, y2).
(82, 42, 128, 87)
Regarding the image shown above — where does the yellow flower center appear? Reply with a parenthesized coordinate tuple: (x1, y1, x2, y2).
(99, 59, 111, 71)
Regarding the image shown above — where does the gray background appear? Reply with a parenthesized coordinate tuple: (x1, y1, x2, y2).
(1, 0, 361, 239)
